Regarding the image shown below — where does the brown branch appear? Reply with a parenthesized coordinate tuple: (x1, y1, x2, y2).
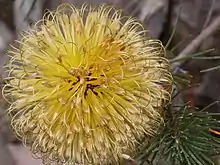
(203, 0, 216, 29)
(171, 15, 220, 71)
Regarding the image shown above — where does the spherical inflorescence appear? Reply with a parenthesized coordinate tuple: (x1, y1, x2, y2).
(3, 4, 172, 165)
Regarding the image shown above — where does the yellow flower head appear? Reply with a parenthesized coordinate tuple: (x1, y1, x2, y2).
(3, 4, 172, 164)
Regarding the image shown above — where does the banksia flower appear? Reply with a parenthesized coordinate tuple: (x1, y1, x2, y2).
(3, 4, 172, 165)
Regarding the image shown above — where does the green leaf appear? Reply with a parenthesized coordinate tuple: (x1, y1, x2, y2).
(199, 153, 215, 165)
(183, 144, 204, 165)
(179, 144, 193, 165)
(171, 49, 215, 63)
(201, 65, 220, 73)
(137, 104, 220, 165)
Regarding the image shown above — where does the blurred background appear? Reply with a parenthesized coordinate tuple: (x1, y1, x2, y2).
(1, 0, 220, 164)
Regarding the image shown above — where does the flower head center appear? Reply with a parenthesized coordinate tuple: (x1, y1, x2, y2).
(67, 67, 106, 97)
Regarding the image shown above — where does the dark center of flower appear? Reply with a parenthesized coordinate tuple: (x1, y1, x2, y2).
(67, 70, 102, 97)
(84, 84, 99, 96)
